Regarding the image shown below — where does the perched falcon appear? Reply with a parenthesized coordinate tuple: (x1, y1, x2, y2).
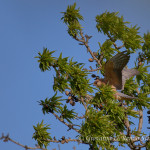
(94, 51, 139, 100)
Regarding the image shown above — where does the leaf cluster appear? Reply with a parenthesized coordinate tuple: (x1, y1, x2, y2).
(91, 85, 126, 131)
(96, 11, 142, 52)
(39, 93, 63, 114)
(61, 3, 83, 37)
(33, 120, 52, 149)
(35, 48, 56, 72)
(141, 32, 150, 63)
(36, 49, 93, 96)
(39, 93, 76, 124)
(80, 107, 120, 150)
(123, 77, 139, 97)
(33, 3, 150, 150)
(98, 40, 116, 67)
(137, 65, 150, 95)
(60, 105, 76, 123)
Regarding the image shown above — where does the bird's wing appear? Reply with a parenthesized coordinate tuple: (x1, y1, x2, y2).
(104, 51, 130, 90)
(122, 68, 139, 90)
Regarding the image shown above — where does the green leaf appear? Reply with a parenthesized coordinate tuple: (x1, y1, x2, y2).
(35, 48, 56, 72)
(60, 105, 76, 123)
(39, 93, 63, 114)
(61, 3, 83, 24)
(96, 11, 142, 52)
(61, 3, 83, 37)
(32, 120, 52, 148)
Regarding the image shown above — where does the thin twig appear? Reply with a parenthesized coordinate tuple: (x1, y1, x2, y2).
(117, 44, 125, 49)
(83, 67, 101, 72)
(48, 138, 81, 143)
(0, 134, 42, 150)
(80, 97, 87, 110)
(106, 32, 124, 50)
(74, 31, 102, 68)
(0, 133, 82, 150)
(135, 143, 146, 148)
(99, 53, 103, 63)
(76, 115, 85, 119)
(52, 113, 79, 133)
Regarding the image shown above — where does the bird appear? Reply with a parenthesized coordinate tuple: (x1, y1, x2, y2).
(93, 51, 139, 100)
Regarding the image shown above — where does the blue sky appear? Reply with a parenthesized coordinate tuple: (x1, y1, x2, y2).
(0, 0, 150, 150)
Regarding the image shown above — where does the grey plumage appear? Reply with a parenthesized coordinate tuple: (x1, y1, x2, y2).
(122, 68, 139, 90)
(116, 92, 139, 100)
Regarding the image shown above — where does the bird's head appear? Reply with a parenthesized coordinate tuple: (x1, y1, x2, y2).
(93, 79, 106, 87)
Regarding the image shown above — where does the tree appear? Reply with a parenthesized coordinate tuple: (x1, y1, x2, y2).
(1, 2, 150, 150)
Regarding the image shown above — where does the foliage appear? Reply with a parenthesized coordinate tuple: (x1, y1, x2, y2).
(32, 120, 52, 148)
(39, 93, 63, 114)
(61, 3, 83, 37)
(1, 2, 150, 150)
(33, 3, 150, 150)
(96, 11, 142, 52)
(36, 48, 93, 96)
(142, 32, 150, 63)
(80, 107, 119, 150)
(35, 48, 56, 72)
(146, 139, 150, 150)
(60, 105, 76, 123)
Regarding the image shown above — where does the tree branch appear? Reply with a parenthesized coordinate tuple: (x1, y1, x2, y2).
(74, 31, 102, 68)
(124, 114, 136, 149)
(52, 112, 80, 133)
(124, 107, 139, 113)
(106, 32, 124, 50)
(75, 115, 85, 119)
(0, 133, 82, 149)
(48, 138, 81, 144)
(136, 88, 143, 135)
(80, 97, 88, 110)
(138, 110, 143, 132)
(117, 44, 125, 49)
(0, 133, 43, 150)
(124, 115, 131, 137)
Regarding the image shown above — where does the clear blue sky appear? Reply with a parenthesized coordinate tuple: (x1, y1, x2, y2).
(0, 0, 150, 150)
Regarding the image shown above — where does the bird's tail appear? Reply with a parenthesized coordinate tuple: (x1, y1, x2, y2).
(127, 68, 139, 77)
(122, 68, 139, 90)
(115, 92, 139, 100)
(123, 68, 139, 79)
